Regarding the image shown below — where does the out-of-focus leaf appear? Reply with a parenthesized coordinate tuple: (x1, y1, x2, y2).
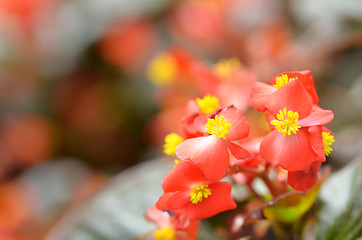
(45, 158, 172, 240)
(316, 158, 362, 240)
(18, 159, 92, 222)
(263, 181, 322, 224)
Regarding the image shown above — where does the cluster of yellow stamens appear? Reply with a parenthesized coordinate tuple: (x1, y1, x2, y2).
(205, 115, 231, 139)
(196, 95, 220, 114)
(270, 108, 301, 137)
(147, 53, 177, 86)
(163, 133, 183, 156)
(154, 227, 176, 240)
(189, 184, 211, 204)
(214, 58, 241, 79)
(273, 74, 295, 89)
(322, 132, 335, 156)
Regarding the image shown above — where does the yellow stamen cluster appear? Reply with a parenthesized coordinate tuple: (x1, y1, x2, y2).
(273, 74, 294, 89)
(163, 133, 183, 156)
(147, 53, 177, 86)
(196, 95, 220, 114)
(154, 227, 176, 240)
(214, 58, 241, 79)
(205, 115, 231, 139)
(322, 132, 335, 156)
(270, 108, 301, 137)
(190, 184, 211, 204)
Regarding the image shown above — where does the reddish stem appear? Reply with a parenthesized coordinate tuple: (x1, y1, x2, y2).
(260, 174, 279, 197)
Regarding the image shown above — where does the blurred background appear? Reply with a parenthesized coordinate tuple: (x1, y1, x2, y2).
(0, 0, 361, 239)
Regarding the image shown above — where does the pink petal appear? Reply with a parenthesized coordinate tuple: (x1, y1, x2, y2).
(190, 62, 218, 95)
(146, 205, 171, 228)
(162, 161, 205, 192)
(266, 79, 313, 119)
(225, 140, 251, 160)
(175, 135, 229, 180)
(218, 106, 250, 141)
(216, 70, 255, 112)
(260, 128, 324, 171)
(298, 106, 334, 127)
(186, 182, 236, 221)
(250, 82, 276, 112)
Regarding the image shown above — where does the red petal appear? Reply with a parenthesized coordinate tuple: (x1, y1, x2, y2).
(168, 190, 191, 209)
(250, 82, 276, 112)
(181, 113, 205, 139)
(162, 161, 205, 192)
(225, 140, 251, 160)
(260, 128, 323, 171)
(287, 169, 318, 192)
(272, 70, 319, 104)
(218, 106, 250, 141)
(298, 106, 334, 127)
(156, 192, 174, 210)
(308, 126, 325, 162)
(175, 136, 229, 180)
(186, 182, 236, 221)
(295, 70, 319, 104)
(266, 79, 313, 119)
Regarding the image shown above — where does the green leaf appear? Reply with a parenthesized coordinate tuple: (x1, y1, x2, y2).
(316, 160, 362, 240)
(263, 182, 322, 224)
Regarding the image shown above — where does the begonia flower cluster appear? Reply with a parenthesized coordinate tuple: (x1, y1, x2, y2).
(149, 60, 335, 239)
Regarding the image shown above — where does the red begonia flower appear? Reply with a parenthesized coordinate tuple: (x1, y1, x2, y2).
(181, 98, 221, 139)
(250, 70, 319, 112)
(176, 106, 250, 180)
(156, 161, 236, 221)
(259, 79, 333, 171)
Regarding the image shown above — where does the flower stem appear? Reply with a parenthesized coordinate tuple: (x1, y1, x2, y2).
(260, 174, 279, 197)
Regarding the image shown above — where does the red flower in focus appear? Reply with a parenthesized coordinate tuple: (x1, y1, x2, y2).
(156, 161, 236, 221)
(258, 79, 333, 171)
(250, 70, 319, 112)
(180, 95, 222, 139)
(287, 126, 335, 192)
(176, 106, 250, 180)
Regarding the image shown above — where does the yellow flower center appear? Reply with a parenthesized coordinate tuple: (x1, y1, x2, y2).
(270, 108, 301, 137)
(273, 74, 295, 89)
(163, 133, 183, 156)
(205, 115, 231, 139)
(214, 58, 241, 79)
(147, 53, 177, 85)
(154, 227, 176, 240)
(190, 184, 211, 204)
(196, 95, 220, 114)
(322, 132, 335, 156)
